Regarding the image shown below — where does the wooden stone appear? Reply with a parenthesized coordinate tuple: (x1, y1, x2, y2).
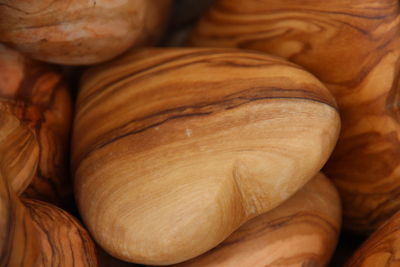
(0, 44, 71, 204)
(0, 0, 172, 65)
(346, 212, 400, 267)
(73, 48, 340, 265)
(189, 0, 400, 233)
(0, 111, 98, 267)
(176, 173, 341, 267)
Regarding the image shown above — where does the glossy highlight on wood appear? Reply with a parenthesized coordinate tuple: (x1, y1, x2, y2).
(0, 0, 172, 65)
(176, 173, 341, 267)
(0, 44, 71, 204)
(190, 0, 400, 233)
(73, 48, 340, 265)
(346, 212, 400, 267)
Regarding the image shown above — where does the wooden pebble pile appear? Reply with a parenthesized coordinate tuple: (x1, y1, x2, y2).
(0, 1, 399, 266)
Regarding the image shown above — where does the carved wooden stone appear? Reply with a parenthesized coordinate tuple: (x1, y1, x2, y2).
(189, 0, 400, 233)
(0, 44, 71, 204)
(0, 0, 172, 65)
(73, 48, 340, 264)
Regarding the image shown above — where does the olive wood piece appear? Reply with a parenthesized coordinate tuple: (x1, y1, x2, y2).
(176, 173, 341, 267)
(189, 0, 400, 233)
(0, 112, 98, 267)
(73, 48, 340, 265)
(346, 212, 400, 267)
(0, 44, 71, 204)
(0, 0, 172, 65)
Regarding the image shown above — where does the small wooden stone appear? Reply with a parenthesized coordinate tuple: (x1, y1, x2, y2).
(0, 44, 71, 204)
(0, 0, 172, 65)
(0, 112, 98, 267)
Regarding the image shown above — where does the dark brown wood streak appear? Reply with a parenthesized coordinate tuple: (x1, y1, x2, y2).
(73, 48, 340, 264)
(189, 0, 400, 233)
(0, 44, 71, 205)
(346, 212, 400, 266)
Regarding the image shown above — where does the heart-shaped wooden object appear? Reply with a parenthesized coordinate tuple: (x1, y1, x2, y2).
(189, 0, 400, 233)
(73, 48, 340, 265)
(0, 44, 71, 204)
(0, 0, 172, 65)
(175, 172, 341, 267)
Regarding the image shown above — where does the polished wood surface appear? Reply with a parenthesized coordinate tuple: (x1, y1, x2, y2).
(189, 0, 400, 233)
(73, 48, 340, 265)
(0, 111, 98, 267)
(346, 212, 400, 267)
(0, 44, 71, 204)
(175, 173, 341, 267)
(0, 0, 172, 65)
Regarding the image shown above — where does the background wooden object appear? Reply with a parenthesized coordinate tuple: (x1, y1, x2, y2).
(346, 211, 400, 266)
(0, 0, 172, 65)
(0, 44, 71, 204)
(0, 111, 98, 266)
(189, 0, 400, 233)
(73, 48, 340, 265)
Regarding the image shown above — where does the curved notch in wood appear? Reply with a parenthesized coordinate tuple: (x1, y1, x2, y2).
(175, 173, 341, 267)
(189, 0, 400, 233)
(73, 48, 340, 265)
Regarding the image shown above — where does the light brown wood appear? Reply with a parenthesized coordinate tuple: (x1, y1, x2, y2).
(0, 111, 98, 267)
(189, 0, 400, 233)
(175, 173, 341, 267)
(0, 0, 172, 65)
(346, 212, 400, 267)
(72, 48, 340, 265)
(0, 44, 71, 204)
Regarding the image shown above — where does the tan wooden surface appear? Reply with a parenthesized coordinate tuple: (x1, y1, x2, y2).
(73, 47, 340, 265)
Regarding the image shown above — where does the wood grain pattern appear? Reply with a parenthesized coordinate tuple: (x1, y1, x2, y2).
(72, 48, 340, 265)
(175, 173, 341, 267)
(189, 0, 400, 233)
(0, 44, 71, 204)
(346, 211, 400, 267)
(0, 169, 98, 267)
(0, 0, 172, 65)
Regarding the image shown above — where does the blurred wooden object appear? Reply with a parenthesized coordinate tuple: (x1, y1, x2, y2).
(73, 48, 340, 265)
(346, 212, 400, 267)
(0, 44, 71, 204)
(0, 0, 172, 65)
(189, 0, 400, 233)
(0, 111, 98, 267)
(176, 173, 341, 267)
